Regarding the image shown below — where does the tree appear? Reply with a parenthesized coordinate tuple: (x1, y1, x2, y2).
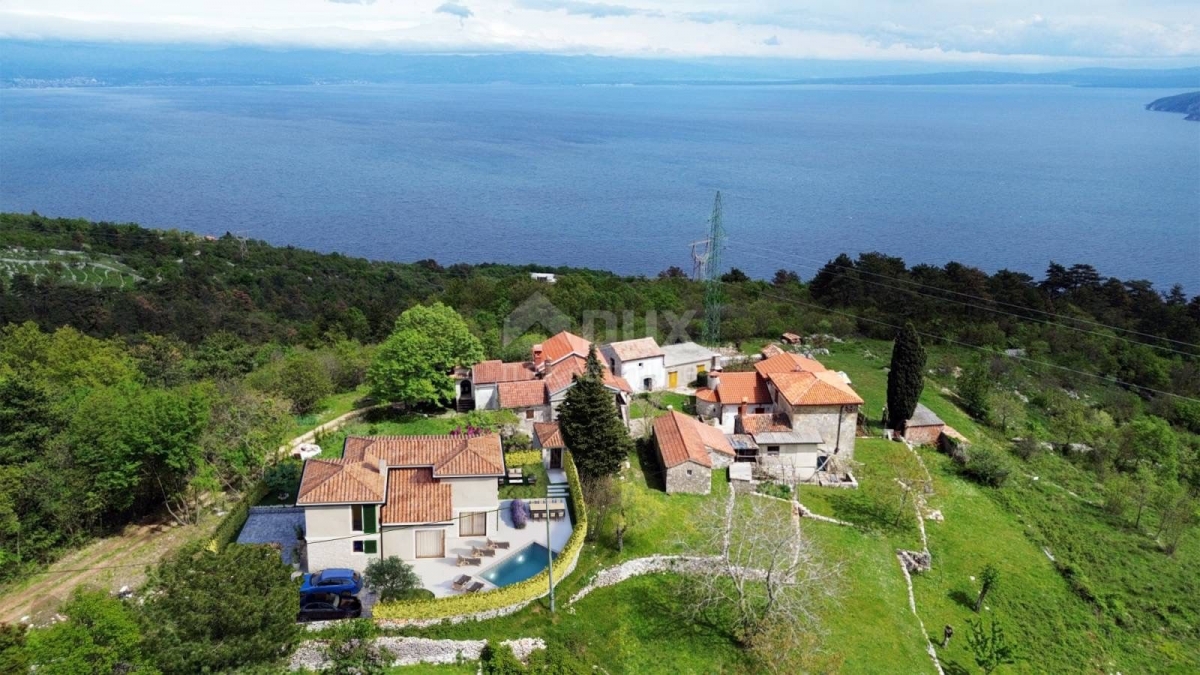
(975, 563, 1000, 612)
(886, 322, 926, 433)
(720, 268, 750, 283)
(685, 495, 836, 650)
(957, 358, 993, 421)
(989, 391, 1026, 435)
(275, 351, 333, 414)
(24, 588, 155, 675)
(1131, 464, 1157, 530)
(0, 622, 28, 675)
(141, 544, 300, 673)
(771, 269, 801, 287)
(556, 347, 633, 479)
(323, 620, 393, 675)
(966, 617, 1017, 674)
(658, 266, 688, 279)
(363, 556, 422, 602)
(368, 303, 484, 407)
(1119, 416, 1179, 476)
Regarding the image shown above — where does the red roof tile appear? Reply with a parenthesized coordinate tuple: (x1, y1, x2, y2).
(497, 380, 548, 408)
(738, 412, 793, 434)
(381, 468, 452, 524)
(472, 360, 538, 385)
(343, 435, 505, 477)
(539, 331, 591, 364)
(768, 371, 864, 406)
(711, 372, 772, 405)
(297, 457, 386, 505)
(533, 422, 564, 448)
(653, 411, 733, 469)
(755, 352, 829, 376)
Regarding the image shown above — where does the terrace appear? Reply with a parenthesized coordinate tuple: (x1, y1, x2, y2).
(408, 498, 574, 598)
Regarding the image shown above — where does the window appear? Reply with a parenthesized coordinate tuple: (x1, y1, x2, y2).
(754, 407, 765, 414)
(352, 540, 363, 553)
(351, 505, 362, 532)
(351, 505, 377, 534)
(459, 511, 487, 537)
(525, 409, 535, 420)
(352, 540, 378, 554)
(767, 445, 780, 456)
(686, 469, 693, 476)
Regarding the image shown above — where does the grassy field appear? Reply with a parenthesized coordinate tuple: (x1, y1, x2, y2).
(286, 386, 373, 440)
(629, 391, 695, 420)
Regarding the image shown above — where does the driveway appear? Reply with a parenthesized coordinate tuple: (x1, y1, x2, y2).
(237, 506, 305, 566)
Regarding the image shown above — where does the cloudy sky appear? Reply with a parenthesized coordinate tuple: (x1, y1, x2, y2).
(1, 0, 1197, 64)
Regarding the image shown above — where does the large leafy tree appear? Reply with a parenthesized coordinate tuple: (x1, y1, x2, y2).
(24, 588, 156, 675)
(886, 322, 926, 433)
(557, 347, 632, 478)
(141, 544, 300, 673)
(368, 303, 484, 406)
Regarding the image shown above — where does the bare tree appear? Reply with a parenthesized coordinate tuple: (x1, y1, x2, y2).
(683, 495, 839, 661)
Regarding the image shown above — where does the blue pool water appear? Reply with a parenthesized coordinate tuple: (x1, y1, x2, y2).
(480, 543, 557, 587)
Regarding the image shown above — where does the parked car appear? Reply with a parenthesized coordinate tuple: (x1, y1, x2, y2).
(298, 593, 362, 622)
(300, 568, 362, 596)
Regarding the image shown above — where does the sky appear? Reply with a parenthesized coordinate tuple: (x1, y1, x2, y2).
(0, 0, 1197, 66)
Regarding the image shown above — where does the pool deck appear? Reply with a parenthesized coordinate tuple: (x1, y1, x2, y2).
(409, 498, 574, 597)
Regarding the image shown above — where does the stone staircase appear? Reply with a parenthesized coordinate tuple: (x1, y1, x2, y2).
(547, 472, 570, 499)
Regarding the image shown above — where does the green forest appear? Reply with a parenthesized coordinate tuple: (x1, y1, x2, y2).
(1, 212, 1198, 672)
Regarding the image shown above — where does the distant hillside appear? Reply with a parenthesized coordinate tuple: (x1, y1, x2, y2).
(1146, 91, 1200, 121)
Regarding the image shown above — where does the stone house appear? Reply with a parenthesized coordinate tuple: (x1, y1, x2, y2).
(601, 337, 666, 392)
(532, 421, 566, 470)
(298, 434, 505, 572)
(660, 341, 720, 389)
(653, 410, 735, 494)
(902, 403, 945, 446)
(695, 352, 863, 460)
(735, 412, 826, 481)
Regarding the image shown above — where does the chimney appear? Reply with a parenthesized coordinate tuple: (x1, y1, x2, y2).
(739, 396, 748, 418)
(707, 369, 722, 391)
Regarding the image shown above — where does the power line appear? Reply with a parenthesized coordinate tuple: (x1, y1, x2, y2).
(730, 246, 1200, 358)
(755, 289, 1200, 403)
(727, 242, 1200, 349)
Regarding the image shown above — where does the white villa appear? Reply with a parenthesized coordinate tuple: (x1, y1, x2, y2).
(601, 337, 666, 393)
(297, 433, 573, 596)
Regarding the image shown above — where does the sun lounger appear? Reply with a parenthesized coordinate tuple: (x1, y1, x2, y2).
(452, 574, 472, 591)
(457, 554, 482, 567)
(466, 582, 484, 593)
(486, 538, 510, 550)
(473, 546, 496, 557)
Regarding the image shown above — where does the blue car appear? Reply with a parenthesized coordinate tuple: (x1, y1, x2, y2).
(300, 568, 362, 596)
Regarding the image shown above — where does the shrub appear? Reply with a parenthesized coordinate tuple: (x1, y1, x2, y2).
(962, 446, 1013, 487)
(505, 450, 542, 468)
(756, 482, 792, 500)
(511, 499, 529, 529)
(481, 643, 525, 675)
(504, 433, 533, 452)
(364, 556, 423, 602)
(264, 459, 302, 497)
(1012, 437, 1043, 462)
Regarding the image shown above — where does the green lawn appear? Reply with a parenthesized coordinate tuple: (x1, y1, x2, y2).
(498, 463, 550, 500)
(286, 385, 373, 440)
(629, 391, 695, 420)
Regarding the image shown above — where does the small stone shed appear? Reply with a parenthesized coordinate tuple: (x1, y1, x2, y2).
(653, 411, 734, 494)
(903, 403, 946, 445)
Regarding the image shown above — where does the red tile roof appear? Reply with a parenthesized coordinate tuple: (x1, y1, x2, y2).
(606, 337, 664, 361)
(760, 343, 785, 358)
(755, 352, 829, 376)
(768, 371, 864, 406)
(472, 360, 538, 385)
(709, 371, 772, 405)
(497, 380, 548, 408)
(297, 457, 386, 505)
(533, 422, 564, 448)
(653, 411, 734, 469)
(738, 412, 793, 434)
(343, 435, 505, 477)
(543, 354, 632, 394)
(539, 331, 591, 364)
(381, 468, 453, 524)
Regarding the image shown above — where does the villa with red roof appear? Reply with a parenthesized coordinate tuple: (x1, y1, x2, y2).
(695, 351, 863, 468)
(298, 434, 506, 573)
(456, 330, 632, 430)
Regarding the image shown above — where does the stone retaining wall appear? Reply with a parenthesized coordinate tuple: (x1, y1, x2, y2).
(289, 636, 545, 670)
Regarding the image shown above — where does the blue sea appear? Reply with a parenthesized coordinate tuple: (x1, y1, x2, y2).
(1, 84, 1197, 289)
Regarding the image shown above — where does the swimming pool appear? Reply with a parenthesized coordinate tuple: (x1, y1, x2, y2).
(480, 543, 558, 587)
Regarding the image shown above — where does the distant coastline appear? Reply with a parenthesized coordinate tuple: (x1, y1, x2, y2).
(1146, 91, 1200, 121)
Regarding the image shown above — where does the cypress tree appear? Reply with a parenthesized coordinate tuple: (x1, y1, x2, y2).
(887, 321, 927, 434)
(557, 346, 633, 478)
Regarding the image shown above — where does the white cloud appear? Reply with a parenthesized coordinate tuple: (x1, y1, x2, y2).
(0, 0, 1195, 62)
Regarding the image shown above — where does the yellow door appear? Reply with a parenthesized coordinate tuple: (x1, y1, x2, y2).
(668, 371, 678, 388)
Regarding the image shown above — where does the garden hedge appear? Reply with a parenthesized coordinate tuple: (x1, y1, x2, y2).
(373, 452, 588, 621)
(504, 450, 542, 468)
(207, 482, 270, 552)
